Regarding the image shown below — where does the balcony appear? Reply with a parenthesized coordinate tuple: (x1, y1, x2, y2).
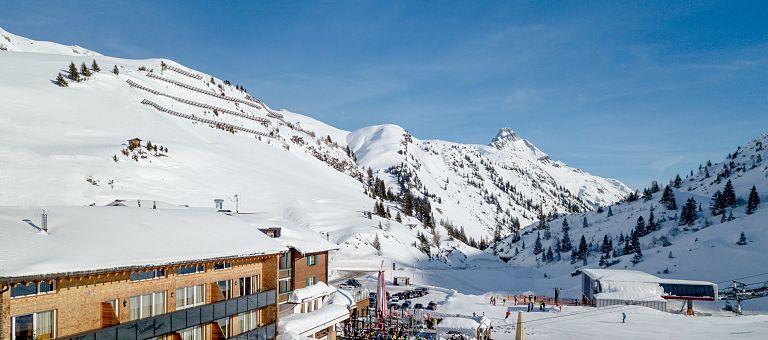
(278, 268, 292, 279)
(65, 289, 277, 340)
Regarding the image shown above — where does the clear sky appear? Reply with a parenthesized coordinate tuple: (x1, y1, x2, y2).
(2, 1, 767, 189)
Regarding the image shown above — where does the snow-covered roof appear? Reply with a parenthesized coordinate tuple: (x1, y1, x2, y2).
(288, 282, 337, 303)
(232, 213, 339, 254)
(583, 269, 715, 286)
(437, 316, 491, 332)
(0, 206, 287, 279)
(278, 304, 349, 335)
(582, 269, 715, 301)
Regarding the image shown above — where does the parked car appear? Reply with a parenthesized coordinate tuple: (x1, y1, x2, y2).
(345, 279, 362, 288)
(388, 302, 399, 310)
(415, 287, 429, 293)
(401, 300, 412, 309)
(413, 303, 424, 309)
(426, 305, 436, 311)
(389, 296, 400, 303)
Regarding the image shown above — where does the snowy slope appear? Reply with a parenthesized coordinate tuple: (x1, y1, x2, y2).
(0, 28, 628, 272)
(348, 125, 631, 241)
(490, 132, 768, 308)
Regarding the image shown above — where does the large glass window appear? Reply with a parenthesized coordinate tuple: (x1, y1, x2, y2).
(218, 280, 232, 300)
(130, 269, 165, 282)
(179, 325, 203, 340)
(279, 278, 292, 294)
(12, 310, 55, 340)
(279, 253, 291, 270)
(176, 285, 205, 310)
(214, 262, 232, 271)
(239, 275, 260, 296)
(11, 281, 55, 298)
(237, 310, 259, 333)
(129, 291, 166, 320)
(177, 265, 204, 276)
(216, 318, 230, 338)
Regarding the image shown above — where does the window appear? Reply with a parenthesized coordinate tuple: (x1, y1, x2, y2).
(179, 325, 203, 340)
(130, 269, 165, 282)
(129, 292, 166, 320)
(11, 280, 55, 298)
(237, 310, 259, 333)
(12, 310, 55, 340)
(214, 262, 232, 271)
(279, 253, 291, 270)
(176, 285, 205, 310)
(108, 299, 119, 318)
(279, 278, 292, 294)
(305, 276, 318, 287)
(216, 318, 231, 338)
(239, 275, 260, 296)
(177, 265, 204, 276)
(306, 255, 318, 266)
(218, 280, 232, 300)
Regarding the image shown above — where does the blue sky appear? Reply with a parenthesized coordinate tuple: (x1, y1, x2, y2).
(2, 1, 767, 189)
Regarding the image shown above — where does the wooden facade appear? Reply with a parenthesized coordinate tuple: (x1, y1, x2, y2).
(1, 254, 279, 340)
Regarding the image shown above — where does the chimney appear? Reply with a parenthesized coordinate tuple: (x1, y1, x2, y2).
(41, 209, 48, 232)
(214, 199, 224, 210)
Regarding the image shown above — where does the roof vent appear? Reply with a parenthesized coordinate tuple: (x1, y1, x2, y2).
(41, 209, 48, 232)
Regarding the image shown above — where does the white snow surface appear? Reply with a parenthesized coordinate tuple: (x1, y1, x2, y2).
(0, 27, 630, 273)
(288, 282, 337, 303)
(232, 213, 339, 255)
(0, 205, 286, 278)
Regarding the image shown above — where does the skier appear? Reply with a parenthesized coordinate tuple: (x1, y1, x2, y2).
(505, 309, 511, 320)
(622, 312, 627, 323)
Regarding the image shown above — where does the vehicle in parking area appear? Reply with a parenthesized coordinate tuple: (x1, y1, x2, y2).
(415, 287, 429, 293)
(344, 279, 362, 287)
(426, 305, 435, 311)
(388, 302, 400, 310)
(389, 296, 400, 303)
(401, 300, 412, 309)
(413, 303, 424, 309)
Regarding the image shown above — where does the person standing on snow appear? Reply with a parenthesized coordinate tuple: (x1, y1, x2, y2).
(506, 309, 511, 320)
(622, 312, 627, 323)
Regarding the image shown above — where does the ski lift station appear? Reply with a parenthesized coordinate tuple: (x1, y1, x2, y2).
(581, 269, 718, 313)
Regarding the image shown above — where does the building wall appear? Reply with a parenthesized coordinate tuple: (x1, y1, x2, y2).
(291, 251, 328, 291)
(2, 255, 278, 340)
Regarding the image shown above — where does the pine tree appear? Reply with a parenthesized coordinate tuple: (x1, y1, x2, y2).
(55, 73, 68, 87)
(578, 235, 588, 260)
(91, 60, 101, 72)
(68, 62, 80, 82)
(647, 208, 657, 232)
(746, 185, 760, 215)
(629, 229, 641, 255)
(631, 247, 643, 265)
(554, 238, 562, 253)
(727, 210, 734, 221)
(660, 185, 677, 210)
(373, 234, 382, 255)
(607, 206, 613, 217)
(723, 180, 736, 208)
(635, 216, 646, 237)
(710, 190, 725, 216)
(561, 229, 572, 252)
(80, 62, 92, 77)
(679, 197, 698, 226)
(673, 174, 682, 188)
(562, 218, 569, 232)
(533, 232, 543, 255)
(112, 65, 119, 75)
(736, 232, 747, 246)
(582, 216, 589, 228)
(601, 234, 612, 255)
(403, 191, 414, 216)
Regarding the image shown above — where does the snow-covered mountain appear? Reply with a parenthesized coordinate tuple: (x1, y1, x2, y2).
(490, 131, 768, 306)
(0, 27, 629, 270)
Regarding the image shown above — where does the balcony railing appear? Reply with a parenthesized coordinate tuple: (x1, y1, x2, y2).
(64, 289, 277, 340)
(278, 268, 292, 279)
(231, 322, 276, 340)
(340, 286, 370, 303)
